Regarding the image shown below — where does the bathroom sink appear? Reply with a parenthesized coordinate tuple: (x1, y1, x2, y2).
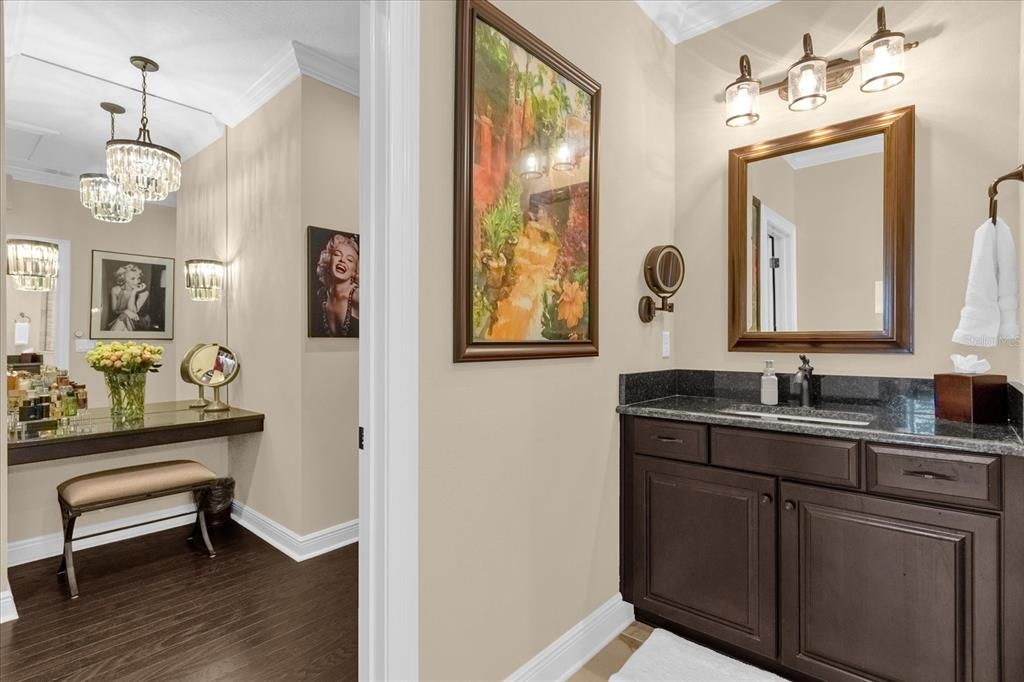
(719, 404, 874, 427)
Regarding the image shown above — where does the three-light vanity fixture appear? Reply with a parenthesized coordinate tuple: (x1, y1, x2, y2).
(79, 56, 181, 223)
(725, 7, 916, 127)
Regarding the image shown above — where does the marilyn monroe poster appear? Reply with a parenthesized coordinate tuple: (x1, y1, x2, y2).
(308, 226, 359, 338)
(90, 250, 174, 340)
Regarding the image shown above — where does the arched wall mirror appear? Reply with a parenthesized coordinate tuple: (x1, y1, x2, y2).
(728, 106, 915, 353)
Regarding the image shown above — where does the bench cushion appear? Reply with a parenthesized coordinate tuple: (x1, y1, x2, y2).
(58, 460, 218, 508)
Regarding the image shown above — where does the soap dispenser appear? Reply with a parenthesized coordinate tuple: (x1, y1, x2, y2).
(761, 360, 778, 405)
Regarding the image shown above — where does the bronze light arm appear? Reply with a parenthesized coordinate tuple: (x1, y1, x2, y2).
(989, 164, 1024, 223)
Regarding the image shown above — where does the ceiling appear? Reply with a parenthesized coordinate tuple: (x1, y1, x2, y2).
(3, 1, 359, 200)
(636, 1, 778, 44)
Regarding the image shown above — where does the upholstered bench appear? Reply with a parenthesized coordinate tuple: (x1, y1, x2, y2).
(57, 460, 220, 599)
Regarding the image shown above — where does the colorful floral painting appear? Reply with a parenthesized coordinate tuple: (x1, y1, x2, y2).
(455, 0, 600, 361)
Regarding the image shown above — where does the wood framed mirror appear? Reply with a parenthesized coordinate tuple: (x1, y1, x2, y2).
(728, 106, 914, 353)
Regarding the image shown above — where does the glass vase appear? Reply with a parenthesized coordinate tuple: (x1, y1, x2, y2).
(105, 371, 148, 423)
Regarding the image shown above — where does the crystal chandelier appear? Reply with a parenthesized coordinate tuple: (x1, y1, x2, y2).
(7, 239, 60, 292)
(81, 102, 145, 223)
(106, 56, 181, 201)
(184, 259, 226, 301)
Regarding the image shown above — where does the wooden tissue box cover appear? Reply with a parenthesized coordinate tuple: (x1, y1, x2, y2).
(934, 373, 1007, 424)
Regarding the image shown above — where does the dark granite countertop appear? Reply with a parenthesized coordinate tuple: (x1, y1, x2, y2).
(618, 370, 1024, 458)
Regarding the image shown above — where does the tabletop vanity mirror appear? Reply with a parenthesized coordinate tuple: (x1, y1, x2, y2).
(181, 343, 239, 412)
(728, 106, 914, 353)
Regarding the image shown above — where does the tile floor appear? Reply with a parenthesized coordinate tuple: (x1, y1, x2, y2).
(570, 621, 654, 681)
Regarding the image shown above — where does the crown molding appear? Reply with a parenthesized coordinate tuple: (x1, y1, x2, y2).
(219, 41, 358, 127)
(636, 1, 778, 45)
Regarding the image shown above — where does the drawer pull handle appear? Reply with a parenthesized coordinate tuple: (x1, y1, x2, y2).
(784, 501, 795, 511)
(903, 470, 956, 481)
(654, 436, 682, 443)
(761, 494, 773, 505)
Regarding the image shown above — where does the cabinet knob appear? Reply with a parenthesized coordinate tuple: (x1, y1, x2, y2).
(760, 494, 772, 505)
(784, 501, 795, 511)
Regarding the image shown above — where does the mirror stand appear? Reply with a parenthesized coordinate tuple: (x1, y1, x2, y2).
(204, 386, 230, 412)
(189, 386, 209, 409)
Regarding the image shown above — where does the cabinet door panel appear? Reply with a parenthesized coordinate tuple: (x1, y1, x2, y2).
(633, 456, 776, 657)
(780, 482, 999, 682)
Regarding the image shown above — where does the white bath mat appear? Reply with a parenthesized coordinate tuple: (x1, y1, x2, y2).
(610, 628, 785, 681)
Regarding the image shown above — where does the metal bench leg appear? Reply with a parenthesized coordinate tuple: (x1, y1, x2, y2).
(60, 511, 80, 599)
(197, 509, 216, 558)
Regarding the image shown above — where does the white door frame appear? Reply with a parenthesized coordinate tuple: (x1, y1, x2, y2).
(758, 205, 798, 332)
(358, 1, 420, 680)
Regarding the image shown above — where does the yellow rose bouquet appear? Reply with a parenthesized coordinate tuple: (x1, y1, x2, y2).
(85, 342, 164, 421)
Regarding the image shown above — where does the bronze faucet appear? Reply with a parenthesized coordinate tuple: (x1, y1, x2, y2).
(793, 355, 814, 408)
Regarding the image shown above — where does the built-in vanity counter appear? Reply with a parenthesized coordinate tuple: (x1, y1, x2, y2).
(618, 369, 1023, 682)
(8, 400, 264, 466)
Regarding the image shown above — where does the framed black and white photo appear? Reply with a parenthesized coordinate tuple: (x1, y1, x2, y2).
(307, 226, 359, 338)
(90, 250, 174, 340)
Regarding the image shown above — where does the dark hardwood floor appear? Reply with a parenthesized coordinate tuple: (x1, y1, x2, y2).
(0, 523, 357, 681)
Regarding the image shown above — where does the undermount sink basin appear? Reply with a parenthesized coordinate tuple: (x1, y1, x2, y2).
(719, 404, 874, 427)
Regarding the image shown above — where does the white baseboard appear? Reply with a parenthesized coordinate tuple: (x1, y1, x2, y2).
(0, 590, 18, 624)
(506, 594, 635, 682)
(7, 503, 198, 568)
(230, 500, 358, 562)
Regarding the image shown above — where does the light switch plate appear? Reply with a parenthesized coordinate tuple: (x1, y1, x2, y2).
(661, 331, 671, 358)
(75, 339, 97, 353)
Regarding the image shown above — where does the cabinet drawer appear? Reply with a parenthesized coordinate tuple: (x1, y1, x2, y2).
(633, 418, 708, 463)
(866, 444, 1001, 510)
(711, 427, 860, 488)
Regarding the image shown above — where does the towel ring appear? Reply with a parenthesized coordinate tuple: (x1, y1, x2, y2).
(988, 163, 1024, 223)
(15, 312, 30, 323)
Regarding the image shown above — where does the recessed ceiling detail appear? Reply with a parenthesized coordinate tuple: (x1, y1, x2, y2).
(3, 1, 358, 200)
(636, 0, 778, 44)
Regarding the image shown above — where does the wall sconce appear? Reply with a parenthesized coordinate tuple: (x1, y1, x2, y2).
(787, 34, 828, 111)
(638, 245, 685, 323)
(184, 259, 225, 301)
(859, 7, 905, 92)
(725, 55, 761, 127)
(519, 147, 547, 180)
(723, 5, 919, 126)
(7, 239, 59, 292)
(551, 138, 577, 171)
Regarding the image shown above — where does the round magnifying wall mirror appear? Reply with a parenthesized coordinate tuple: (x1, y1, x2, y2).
(186, 343, 240, 412)
(639, 245, 685, 323)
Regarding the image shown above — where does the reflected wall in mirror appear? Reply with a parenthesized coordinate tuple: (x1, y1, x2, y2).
(747, 135, 883, 333)
(729, 106, 914, 353)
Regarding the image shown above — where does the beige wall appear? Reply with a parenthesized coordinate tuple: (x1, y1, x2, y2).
(5, 287, 49, 356)
(676, 0, 1023, 378)
(419, 1, 676, 678)
(5, 180, 180, 401)
(794, 154, 883, 331)
(225, 76, 360, 535)
(300, 78, 360, 533)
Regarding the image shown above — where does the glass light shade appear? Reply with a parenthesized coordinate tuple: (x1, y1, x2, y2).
(551, 139, 576, 171)
(185, 259, 225, 302)
(860, 34, 905, 92)
(80, 173, 144, 224)
(106, 139, 182, 201)
(7, 239, 59, 292)
(519, 148, 547, 180)
(787, 59, 827, 111)
(725, 80, 760, 127)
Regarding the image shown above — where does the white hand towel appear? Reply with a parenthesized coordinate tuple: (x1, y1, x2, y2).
(953, 217, 1019, 346)
(13, 320, 30, 346)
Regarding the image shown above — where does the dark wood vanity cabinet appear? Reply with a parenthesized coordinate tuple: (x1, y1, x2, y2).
(632, 456, 777, 658)
(780, 482, 1000, 682)
(622, 416, 1023, 682)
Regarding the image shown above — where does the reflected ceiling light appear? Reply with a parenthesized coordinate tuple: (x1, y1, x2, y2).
(722, 6, 919, 127)
(7, 239, 59, 292)
(787, 33, 827, 111)
(725, 55, 761, 127)
(106, 56, 182, 201)
(184, 259, 225, 302)
(81, 103, 145, 223)
(551, 139, 577, 171)
(519, 147, 547, 180)
(859, 7, 906, 92)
